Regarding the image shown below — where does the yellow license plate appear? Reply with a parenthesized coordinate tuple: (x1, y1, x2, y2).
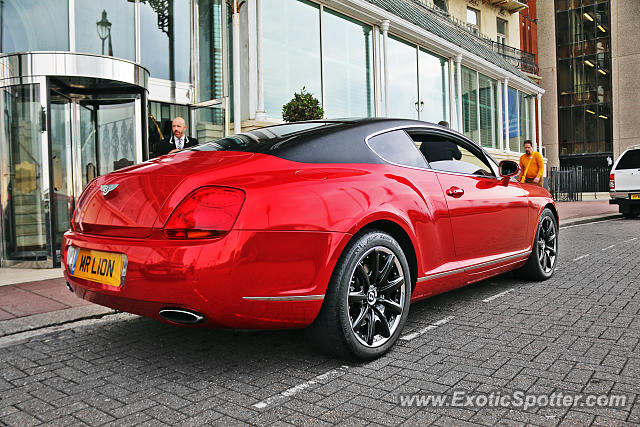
(70, 248, 125, 287)
(631, 194, 640, 200)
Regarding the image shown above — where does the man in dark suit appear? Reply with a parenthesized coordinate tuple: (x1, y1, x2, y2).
(155, 117, 198, 156)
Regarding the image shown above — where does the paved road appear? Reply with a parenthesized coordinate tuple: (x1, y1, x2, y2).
(1, 219, 639, 426)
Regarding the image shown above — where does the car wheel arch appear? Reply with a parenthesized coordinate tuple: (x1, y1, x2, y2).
(341, 219, 418, 293)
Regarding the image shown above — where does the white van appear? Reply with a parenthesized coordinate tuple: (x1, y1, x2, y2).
(610, 145, 640, 218)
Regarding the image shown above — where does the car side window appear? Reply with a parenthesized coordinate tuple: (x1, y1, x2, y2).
(409, 133, 495, 177)
(367, 130, 429, 169)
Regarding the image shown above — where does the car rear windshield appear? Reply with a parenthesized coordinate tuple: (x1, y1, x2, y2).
(616, 149, 640, 170)
(191, 122, 342, 153)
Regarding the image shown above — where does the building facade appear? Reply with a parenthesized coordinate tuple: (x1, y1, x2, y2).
(539, 0, 637, 181)
(0, 0, 541, 268)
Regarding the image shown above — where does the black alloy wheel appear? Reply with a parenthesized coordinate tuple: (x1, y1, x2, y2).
(517, 207, 558, 280)
(347, 246, 406, 348)
(307, 230, 411, 360)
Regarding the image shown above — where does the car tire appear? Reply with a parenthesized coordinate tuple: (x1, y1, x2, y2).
(517, 208, 558, 281)
(622, 209, 639, 219)
(306, 230, 411, 360)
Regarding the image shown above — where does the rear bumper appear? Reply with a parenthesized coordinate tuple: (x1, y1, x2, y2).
(62, 229, 349, 329)
(609, 194, 640, 206)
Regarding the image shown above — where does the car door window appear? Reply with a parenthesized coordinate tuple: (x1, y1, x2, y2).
(410, 133, 495, 177)
(367, 130, 429, 169)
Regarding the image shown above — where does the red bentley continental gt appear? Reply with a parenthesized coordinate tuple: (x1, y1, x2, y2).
(63, 119, 558, 360)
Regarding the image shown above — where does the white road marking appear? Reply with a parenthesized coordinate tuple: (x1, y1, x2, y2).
(482, 289, 515, 303)
(572, 254, 590, 262)
(602, 245, 615, 251)
(400, 315, 455, 341)
(253, 365, 349, 409)
(562, 218, 621, 229)
(624, 237, 638, 243)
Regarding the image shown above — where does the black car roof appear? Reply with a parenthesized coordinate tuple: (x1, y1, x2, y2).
(194, 118, 464, 164)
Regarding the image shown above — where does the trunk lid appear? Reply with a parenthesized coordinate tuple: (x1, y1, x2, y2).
(73, 151, 254, 238)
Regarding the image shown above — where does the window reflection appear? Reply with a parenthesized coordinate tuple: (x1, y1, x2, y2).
(461, 66, 478, 142)
(323, 9, 374, 119)
(75, 0, 135, 60)
(507, 87, 519, 152)
(263, 0, 321, 119)
(479, 74, 498, 149)
(140, 0, 191, 82)
(387, 36, 418, 119)
(1, 0, 69, 52)
(419, 50, 449, 124)
(198, 0, 224, 102)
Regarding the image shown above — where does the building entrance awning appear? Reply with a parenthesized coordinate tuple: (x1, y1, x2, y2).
(0, 52, 149, 90)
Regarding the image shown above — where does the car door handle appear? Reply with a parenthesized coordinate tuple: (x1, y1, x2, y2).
(446, 187, 464, 198)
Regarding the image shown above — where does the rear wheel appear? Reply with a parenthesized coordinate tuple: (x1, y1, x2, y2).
(307, 231, 411, 360)
(517, 208, 558, 281)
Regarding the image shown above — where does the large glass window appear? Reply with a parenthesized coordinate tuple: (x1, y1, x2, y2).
(323, 9, 374, 119)
(140, 0, 191, 82)
(75, 0, 135, 60)
(1, 0, 69, 52)
(387, 36, 418, 119)
(519, 93, 533, 146)
(507, 87, 520, 152)
(461, 66, 478, 142)
(263, 0, 321, 118)
(419, 49, 449, 124)
(555, 0, 612, 162)
(479, 74, 498, 149)
(198, 0, 224, 102)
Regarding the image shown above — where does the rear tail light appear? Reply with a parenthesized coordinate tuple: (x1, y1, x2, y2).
(163, 186, 245, 239)
(609, 173, 615, 190)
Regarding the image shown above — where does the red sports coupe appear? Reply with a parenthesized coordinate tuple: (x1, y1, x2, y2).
(63, 119, 558, 360)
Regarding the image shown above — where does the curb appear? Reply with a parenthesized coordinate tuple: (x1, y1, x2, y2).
(559, 213, 622, 228)
(0, 305, 117, 338)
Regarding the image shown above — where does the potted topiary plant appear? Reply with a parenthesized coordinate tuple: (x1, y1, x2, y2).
(282, 87, 324, 122)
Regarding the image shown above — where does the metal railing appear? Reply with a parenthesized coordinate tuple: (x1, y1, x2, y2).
(407, 0, 538, 76)
(487, 41, 539, 75)
(548, 166, 610, 201)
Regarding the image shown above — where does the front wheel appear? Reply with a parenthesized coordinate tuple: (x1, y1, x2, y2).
(517, 208, 558, 280)
(307, 231, 411, 360)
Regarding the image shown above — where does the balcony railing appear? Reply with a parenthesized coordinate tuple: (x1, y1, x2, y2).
(487, 41, 539, 75)
(411, 0, 538, 75)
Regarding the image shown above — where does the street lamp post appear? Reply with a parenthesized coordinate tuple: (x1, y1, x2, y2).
(96, 10, 112, 55)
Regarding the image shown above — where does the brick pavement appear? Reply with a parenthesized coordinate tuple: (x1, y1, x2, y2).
(0, 217, 638, 425)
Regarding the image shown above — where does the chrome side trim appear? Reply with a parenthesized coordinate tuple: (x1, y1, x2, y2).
(242, 295, 325, 302)
(417, 251, 530, 282)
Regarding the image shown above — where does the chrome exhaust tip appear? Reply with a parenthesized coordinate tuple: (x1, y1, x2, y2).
(159, 308, 206, 325)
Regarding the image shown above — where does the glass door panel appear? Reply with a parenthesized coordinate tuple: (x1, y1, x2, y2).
(191, 100, 228, 144)
(0, 84, 48, 262)
(49, 91, 74, 264)
(94, 100, 137, 174)
(79, 104, 98, 188)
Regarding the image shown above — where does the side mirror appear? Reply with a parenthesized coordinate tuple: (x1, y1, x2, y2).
(499, 160, 519, 178)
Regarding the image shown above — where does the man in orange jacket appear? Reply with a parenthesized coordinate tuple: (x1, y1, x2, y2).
(518, 140, 544, 186)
